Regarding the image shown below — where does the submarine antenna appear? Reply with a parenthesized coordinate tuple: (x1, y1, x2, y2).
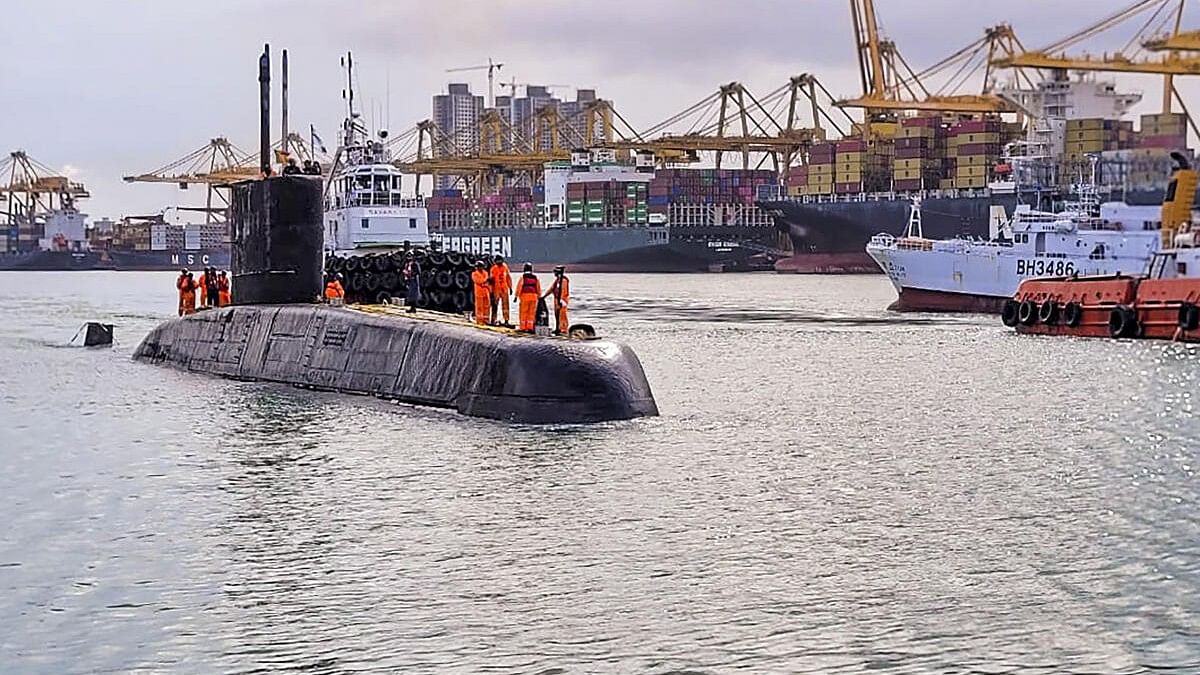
(259, 43, 271, 176)
(281, 48, 289, 160)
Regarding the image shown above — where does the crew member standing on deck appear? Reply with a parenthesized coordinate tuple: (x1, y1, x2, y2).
(177, 269, 198, 316)
(543, 265, 570, 335)
(324, 273, 345, 302)
(402, 252, 421, 314)
(195, 267, 209, 307)
(516, 262, 541, 332)
(470, 261, 492, 325)
(217, 270, 232, 306)
(204, 266, 219, 309)
(489, 255, 512, 326)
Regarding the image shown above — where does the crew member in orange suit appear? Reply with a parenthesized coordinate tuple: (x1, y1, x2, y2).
(543, 265, 570, 334)
(324, 273, 345, 301)
(176, 269, 198, 316)
(217, 270, 232, 306)
(489, 255, 512, 326)
(516, 262, 541, 332)
(195, 268, 209, 307)
(471, 260, 492, 325)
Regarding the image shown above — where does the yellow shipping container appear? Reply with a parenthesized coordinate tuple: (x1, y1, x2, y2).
(954, 132, 1001, 144)
(938, 178, 955, 189)
(1066, 118, 1105, 131)
(954, 176, 987, 188)
(955, 155, 992, 167)
(955, 165, 988, 178)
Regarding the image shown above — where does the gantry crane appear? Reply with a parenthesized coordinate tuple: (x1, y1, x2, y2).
(839, 0, 1032, 121)
(0, 151, 90, 251)
(603, 77, 852, 172)
(124, 134, 325, 224)
(992, 0, 1198, 114)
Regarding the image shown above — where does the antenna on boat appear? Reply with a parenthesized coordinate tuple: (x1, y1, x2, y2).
(905, 196, 923, 239)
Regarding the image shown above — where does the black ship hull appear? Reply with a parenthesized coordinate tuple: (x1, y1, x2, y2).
(759, 194, 1020, 273)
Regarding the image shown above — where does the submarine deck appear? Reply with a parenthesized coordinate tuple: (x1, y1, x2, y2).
(135, 302, 656, 424)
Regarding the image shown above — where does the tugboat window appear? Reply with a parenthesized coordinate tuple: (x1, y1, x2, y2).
(409, 218, 417, 229)
(361, 218, 370, 229)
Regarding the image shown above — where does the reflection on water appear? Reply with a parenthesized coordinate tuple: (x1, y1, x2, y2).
(1, 271, 1199, 672)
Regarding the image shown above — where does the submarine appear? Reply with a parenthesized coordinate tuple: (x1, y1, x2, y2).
(133, 46, 658, 425)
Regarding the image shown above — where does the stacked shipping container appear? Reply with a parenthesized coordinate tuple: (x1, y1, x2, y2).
(950, 119, 1002, 189)
(805, 143, 835, 195)
(893, 116, 948, 191)
(567, 180, 648, 225)
(835, 139, 891, 193)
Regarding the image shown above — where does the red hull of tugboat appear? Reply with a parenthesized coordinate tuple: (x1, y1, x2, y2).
(891, 287, 1008, 314)
(1006, 275, 1200, 342)
(774, 252, 880, 274)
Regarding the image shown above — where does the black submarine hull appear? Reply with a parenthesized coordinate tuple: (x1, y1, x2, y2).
(133, 304, 658, 424)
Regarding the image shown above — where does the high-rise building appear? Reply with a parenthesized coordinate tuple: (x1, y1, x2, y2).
(432, 83, 484, 157)
(432, 83, 484, 190)
(501, 86, 608, 152)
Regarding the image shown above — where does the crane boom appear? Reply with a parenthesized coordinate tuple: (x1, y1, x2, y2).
(993, 51, 1200, 75)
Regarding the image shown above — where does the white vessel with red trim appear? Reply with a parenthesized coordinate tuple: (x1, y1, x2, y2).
(866, 184, 1164, 313)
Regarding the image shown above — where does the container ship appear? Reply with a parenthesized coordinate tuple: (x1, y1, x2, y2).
(757, 73, 1174, 274)
(0, 211, 231, 271)
(426, 150, 782, 272)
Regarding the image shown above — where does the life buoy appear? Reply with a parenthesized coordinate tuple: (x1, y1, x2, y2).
(1018, 299, 1038, 325)
(1108, 305, 1138, 338)
(1001, 300, 1020, 327)
(1063, 302, 1083, 327)
(1038, 300, 1059, 325)
(1178, 302, 1200, 330)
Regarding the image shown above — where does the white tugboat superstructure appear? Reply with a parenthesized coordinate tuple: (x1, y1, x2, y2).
(323, 52, 432, 255)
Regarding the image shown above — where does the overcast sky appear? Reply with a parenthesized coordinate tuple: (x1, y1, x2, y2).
(2, 0, 1198, 219)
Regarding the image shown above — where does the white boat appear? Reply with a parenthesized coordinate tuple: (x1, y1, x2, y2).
(322, 53, 431, 255)
(866, 183, 1164, 313)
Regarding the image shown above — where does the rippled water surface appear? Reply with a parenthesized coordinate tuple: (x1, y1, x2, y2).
(2, 271, 1200, 673)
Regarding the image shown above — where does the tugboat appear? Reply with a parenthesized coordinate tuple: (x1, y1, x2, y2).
(323, 52, 431, 256)
(867, 169, 1164, 314)
(1003, 152, 1200, 341)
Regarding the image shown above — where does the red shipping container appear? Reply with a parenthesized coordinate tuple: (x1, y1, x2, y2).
(836, 139, 866, 152)
(893, 178, 923, 191)
(901, 116, 940, 129)
(835, 181, 864, 194)
(952, 119, 1001, 134)
(1139, 134, 1187, 150)
(895, 147, 930, 159)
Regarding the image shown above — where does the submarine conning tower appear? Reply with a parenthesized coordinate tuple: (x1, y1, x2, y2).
(230, 175, 324, 304)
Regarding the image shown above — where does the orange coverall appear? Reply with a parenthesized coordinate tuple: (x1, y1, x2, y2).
(217, 276, 232, 306)
(516, 273, 541, 331)
(196, 272, 208, 307)
(548, 275, 570, 333)
(324, 280, 344, 300)
(471, 268, 491, 325)
(489, 262, 512, 324)
(177, 275, 197, 316)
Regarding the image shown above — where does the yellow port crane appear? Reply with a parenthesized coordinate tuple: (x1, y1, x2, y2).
(124, 134, 325, 223)
(390, 98, 634, 196)
(839, 0, 1031, 119)
(602, 77, 853, 172)
(0, 151, 89, 250)
(991, 0, 1197, 114)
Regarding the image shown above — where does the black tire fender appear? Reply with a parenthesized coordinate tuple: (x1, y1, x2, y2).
(1178, 302, 1200, 331)
(1018, 299, 1038, 325)
(1038, 300, 1059, 325)
(1001, 300, 1020, 327)
(1063, 302, 1083, 327)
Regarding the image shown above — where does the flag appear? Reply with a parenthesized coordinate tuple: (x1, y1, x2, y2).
(311, 125, 327, 154)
